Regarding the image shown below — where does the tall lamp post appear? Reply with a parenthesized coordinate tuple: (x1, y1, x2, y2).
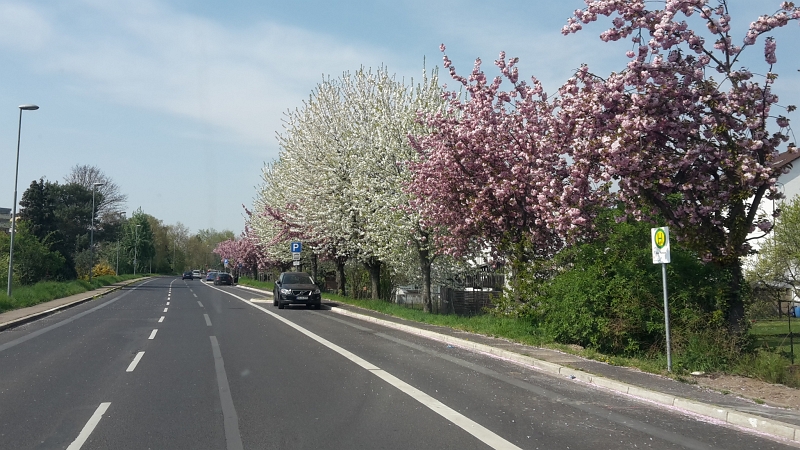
(116, 212, 126, 275)
(89, 182, 105, 282)
(6, 104, 39, 297)
(133, 224, 141, 275)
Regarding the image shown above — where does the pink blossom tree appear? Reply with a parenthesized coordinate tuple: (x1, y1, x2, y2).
(408, 47, 609, 284)
(559, 0, 799, 329)
(212, 227, 266, 279)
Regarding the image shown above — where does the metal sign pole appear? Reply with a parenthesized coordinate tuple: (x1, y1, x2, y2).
(652, 227, 672, 372)
(661, 262, 672, 372)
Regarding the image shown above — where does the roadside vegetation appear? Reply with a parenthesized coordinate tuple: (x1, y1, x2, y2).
(1, 164, 235, 311)
(0, 274, 143, 314)
(236, 277, 274, 292)
(206, 3, 800, 390)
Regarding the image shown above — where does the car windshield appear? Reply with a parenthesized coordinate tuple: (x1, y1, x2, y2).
(283, 274, 313, 284)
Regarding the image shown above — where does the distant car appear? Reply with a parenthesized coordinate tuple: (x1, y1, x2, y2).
(274, 272, 321, 309)
(214, 272, 233, 286)
(182, 271, 193, 280)
(205, 271, 217, 282)
(192, 270, 201, 279)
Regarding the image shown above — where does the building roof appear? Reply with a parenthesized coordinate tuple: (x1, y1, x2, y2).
(772, 151, 800, 170)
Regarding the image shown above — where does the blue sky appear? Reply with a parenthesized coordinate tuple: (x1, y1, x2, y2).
(1, 0, 798, 235)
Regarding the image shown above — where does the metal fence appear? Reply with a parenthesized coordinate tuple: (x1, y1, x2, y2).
(393, 271, 505, 316)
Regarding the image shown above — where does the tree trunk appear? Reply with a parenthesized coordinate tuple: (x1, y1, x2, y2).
(311, 253, 319, 285)
(719, 258, 746, 334)
(419, 246, 433, 313)
(336, 256, 347, 297)
(364, 257, 381, 300)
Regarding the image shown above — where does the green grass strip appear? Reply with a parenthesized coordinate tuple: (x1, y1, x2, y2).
(0, 274, 144, 314)
(237, 277, 275, 292)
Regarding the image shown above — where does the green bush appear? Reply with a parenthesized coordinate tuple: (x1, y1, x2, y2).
(505, 207, 734, 357)
(0, 221, 66, 288)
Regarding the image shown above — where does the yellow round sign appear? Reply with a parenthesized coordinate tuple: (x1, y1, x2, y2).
(654, 228, 667, 249)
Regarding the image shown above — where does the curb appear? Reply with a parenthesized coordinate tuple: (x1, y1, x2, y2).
(0, 277, 150, 331)
(326, 307, 800, 444)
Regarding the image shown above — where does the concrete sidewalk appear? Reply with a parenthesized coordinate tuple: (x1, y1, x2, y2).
(0, 277, 150, 331)
(233, 283, 800, 444)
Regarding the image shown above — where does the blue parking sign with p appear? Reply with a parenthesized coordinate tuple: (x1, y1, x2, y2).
(291, 241, 302, 253)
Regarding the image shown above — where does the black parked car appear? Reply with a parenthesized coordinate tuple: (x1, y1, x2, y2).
(182, 271, 193, 280)
(273, 272, 321, 309)
(214, 272, 233, 286)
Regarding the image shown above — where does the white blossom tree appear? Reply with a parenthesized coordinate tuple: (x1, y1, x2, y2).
(254, 65, 447, 304)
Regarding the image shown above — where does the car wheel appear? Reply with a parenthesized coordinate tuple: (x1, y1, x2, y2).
(273, 293, 277, 306)
(314, 303, 321, 310)
(277, 301, 284, 309)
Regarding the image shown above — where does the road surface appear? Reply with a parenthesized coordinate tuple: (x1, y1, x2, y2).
(0, 277, 793, 449)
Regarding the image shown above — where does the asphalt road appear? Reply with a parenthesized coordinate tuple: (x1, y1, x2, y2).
(0, 277, 795, 449)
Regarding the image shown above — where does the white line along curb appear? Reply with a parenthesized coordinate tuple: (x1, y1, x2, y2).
(329, 306, 800, 443)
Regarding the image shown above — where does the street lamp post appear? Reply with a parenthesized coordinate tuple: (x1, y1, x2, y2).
(133, 224, 141, 275)
(116, 212, 126, 275)
(7, 104, 39, 297)
(89, 182, 105, 282)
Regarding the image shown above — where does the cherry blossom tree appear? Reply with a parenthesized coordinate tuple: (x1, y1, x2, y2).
(559, 0, 799, 329)
(212, 229, 264, 278)
(249, 161, 306, 275)
(408, 48, 609, 290)
(257, 66, 447, 303)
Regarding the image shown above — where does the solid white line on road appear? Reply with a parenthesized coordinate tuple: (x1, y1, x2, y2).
(127, 352, 145, 372)
(148, 329, 158, 340)
(158, 316, 165, 323)
(163, 307, 168, 313)
(66, 402, 111, 450)
(210, 336, 244, 450)
(204, 314, 212, 326)
(206, 284, 521, 450)
(198, 301, 203, 307)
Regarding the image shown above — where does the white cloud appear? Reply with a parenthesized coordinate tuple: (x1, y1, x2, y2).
(17, 0, 397, 148)
(0, 2, 53, 52)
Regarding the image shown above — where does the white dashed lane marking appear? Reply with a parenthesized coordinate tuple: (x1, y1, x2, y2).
(66, 402, 111, 450)
(126, 352, 145, 372)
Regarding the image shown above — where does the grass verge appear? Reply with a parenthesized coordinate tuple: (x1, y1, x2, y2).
(236, 277, 275, 292)
(320, 291, 549, 346)
(0, 274, 144, 314)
